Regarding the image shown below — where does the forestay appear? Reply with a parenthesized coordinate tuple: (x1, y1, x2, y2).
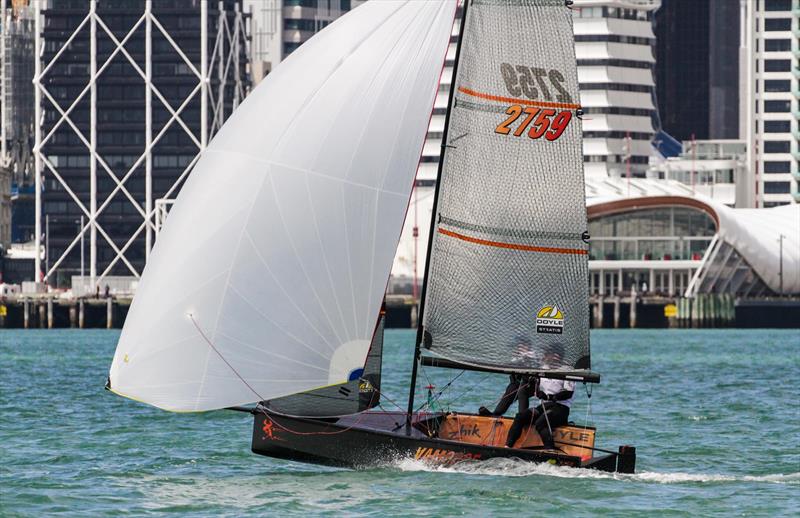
(108, 0, 457, 412)
(422, 0, 592, 375)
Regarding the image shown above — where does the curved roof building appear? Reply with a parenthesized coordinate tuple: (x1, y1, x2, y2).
(587, 186, 800, 297)
(391, 178, 800, 297)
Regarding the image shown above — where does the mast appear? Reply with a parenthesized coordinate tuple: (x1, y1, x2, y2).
(405, 0, 470, 434)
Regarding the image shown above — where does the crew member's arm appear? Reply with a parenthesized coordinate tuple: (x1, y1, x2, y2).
(546, 389, 574, 401)
(537, 380, 574, 401)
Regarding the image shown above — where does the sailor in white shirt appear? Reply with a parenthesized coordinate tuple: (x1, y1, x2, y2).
(505, 344, 575, 449)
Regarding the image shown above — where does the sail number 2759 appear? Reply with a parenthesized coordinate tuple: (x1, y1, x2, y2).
(495, 106, 572, 141)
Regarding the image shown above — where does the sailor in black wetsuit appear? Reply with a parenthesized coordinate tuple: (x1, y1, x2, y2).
(504, 346, 575, 450)
(478, 337, 535, 417)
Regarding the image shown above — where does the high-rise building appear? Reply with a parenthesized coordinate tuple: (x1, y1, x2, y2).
(740, 0, 799, 208)
(36, 0, 250, 287)
(572, 0, 662, 180)
(1, 1, 36, 251)
(654, 0, 740, 142)
(0, 167, 8, 252)
(246, 0, 356, 82)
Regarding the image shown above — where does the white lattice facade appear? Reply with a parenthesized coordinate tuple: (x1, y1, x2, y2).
(34, 0, 250, 287)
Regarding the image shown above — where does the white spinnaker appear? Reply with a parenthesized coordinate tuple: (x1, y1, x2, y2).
(109, 0, 457, 412)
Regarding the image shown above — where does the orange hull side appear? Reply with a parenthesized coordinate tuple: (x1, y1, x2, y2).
(438, 414, 595, 460)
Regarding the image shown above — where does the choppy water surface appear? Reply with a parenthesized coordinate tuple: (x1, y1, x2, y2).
(1, 329, 798, 516)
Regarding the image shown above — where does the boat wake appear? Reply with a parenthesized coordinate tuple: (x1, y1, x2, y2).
(393, 457, 800, 485)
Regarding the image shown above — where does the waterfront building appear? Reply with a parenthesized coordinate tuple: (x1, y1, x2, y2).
(35, 0, 251, 287)
(585, 178, 799, 298)
(740, 0, 799, 207)
(1, 1, 36, 251)
(654, 0, 740, 141)
(246, 0, 357, 82)
(0, 166, 8, 251)
(572, 0, 661, 180)
(647, 139, 747, 207)
(392, 175, 800, 300)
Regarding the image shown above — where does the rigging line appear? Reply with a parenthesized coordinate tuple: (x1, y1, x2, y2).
(413, 369, 467, 414)
(191, 312, 377, 437)
(406, 0, 467, 432)
(582, 382, 593, 435)
(368, 383, 411, 416)
(437, 375, 491, 414)
(539, 395, 555, 450)
(261, 406, 373, 437)
(189, 313, 267, 404)
(419, 367, 435, 412)
(516, 378, 539, 448)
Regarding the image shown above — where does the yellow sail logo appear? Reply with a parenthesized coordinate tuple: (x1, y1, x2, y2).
(536, 305, 564, 334)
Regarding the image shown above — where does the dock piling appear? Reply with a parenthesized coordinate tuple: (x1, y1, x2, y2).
(47, 298, 54, 329)
(593, 297, 604, 328)
(106, 298, 114, 329)
(69, 304, 77, 328)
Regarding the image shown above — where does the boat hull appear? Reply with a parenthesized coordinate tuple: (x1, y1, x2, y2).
(251, 410, 632, 473)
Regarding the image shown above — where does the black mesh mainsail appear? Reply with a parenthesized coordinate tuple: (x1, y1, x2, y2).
(422, 0, 591, 375)
(265, 314, 384, 417)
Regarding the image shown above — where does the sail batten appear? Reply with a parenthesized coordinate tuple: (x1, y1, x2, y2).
(422, 0, 591, 373)
(109, 0, 458, 412)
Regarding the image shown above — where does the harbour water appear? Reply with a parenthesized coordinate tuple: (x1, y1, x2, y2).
(1, 329, 798, 516)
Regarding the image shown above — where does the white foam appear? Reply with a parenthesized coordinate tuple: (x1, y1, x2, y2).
(393, 457, 800, 485)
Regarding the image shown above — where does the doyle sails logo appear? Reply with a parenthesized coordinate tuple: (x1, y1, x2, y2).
(536, 305, 564, 334)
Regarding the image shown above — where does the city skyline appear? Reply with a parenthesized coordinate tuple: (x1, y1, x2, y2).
(1, 0, 798, 292)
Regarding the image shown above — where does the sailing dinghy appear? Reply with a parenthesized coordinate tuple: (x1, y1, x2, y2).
(108, 0, 635, 473)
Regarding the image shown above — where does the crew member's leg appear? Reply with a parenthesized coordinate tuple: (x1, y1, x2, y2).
(505, 403, 542, 447)
(479, 376, 520, 416)
(516, 377, 531, 413)
(533, 403, 570, 449)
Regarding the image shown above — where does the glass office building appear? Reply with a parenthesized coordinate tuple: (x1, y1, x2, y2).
(38, 0, 250, 286)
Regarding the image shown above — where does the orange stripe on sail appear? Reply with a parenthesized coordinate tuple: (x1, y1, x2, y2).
(457, 86, 581, 110)
(438, 228, 588, 255)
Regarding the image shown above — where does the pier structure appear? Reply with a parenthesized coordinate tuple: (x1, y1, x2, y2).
(0, 293, 129, 329)
(2, 292, 797, 330)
